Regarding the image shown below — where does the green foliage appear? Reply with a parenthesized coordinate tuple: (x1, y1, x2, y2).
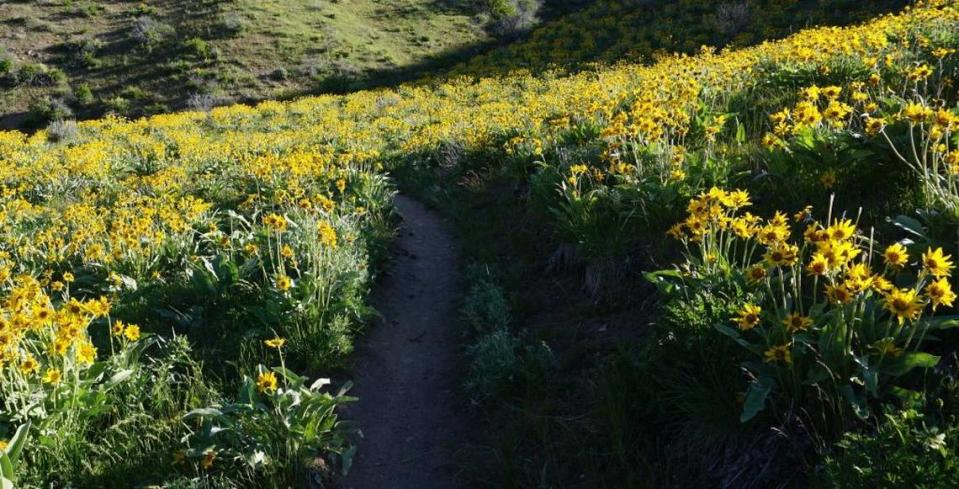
(182, 38, 216, 61)
(483, 0, 542, 38)
(15, 337, 219, 488)
(73, 83, 94, 106)
(103, 95, 131, 115)
(459, 264, 553, 401)
(1, 422, 30, 489)
(183, 366, 355, 486)
(465, 330, 522, 399)
(131, 16, 175, 51)
(459, 265, 511, 335)
(465, 329, 555, 401)
(0, 0, 491, 129)
(26, 97, 73, 128)
(822, 409, 959, 488)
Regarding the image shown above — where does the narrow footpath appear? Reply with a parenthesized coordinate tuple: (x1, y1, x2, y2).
(342, 195, 465, 489)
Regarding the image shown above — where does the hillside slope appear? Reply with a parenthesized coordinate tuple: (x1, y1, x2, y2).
(0, 0, 487, 129)
(3, 0, 959, 486)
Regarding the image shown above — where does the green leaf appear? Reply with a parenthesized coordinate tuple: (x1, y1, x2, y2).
(890, 215, 926, 238)
(924, 316, 959, 330)
(839, 384, 869, 419)
(340, 445, 357, 476)
(0, 454, 12, 484)
(184, 408, 224, 420)
(890, 386, 924, 408)
(337, 381, 355, 398)
(864, 368, 878, 397)
(5, 422, 30, 465)
(105, 369, 134, 389)
(741, 380, 771, 423)
(642, 270, 683, 295)
(272, 366, 303, 385)
(214, 254, 239, 284)
(714, 324, 761, 353)
(883, 352, 940, 377)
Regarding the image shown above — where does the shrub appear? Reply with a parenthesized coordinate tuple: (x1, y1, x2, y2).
(484, 0, 542, 38)
(216, 12, 248, 37)
(0, 52, 12, 75)
(16, 63, 65, 87)
(182, 37, 216, 60)
(68, 37, 104, 69)
(713, 1, 751, 36)
(104, 95, 131, 115)
(269, 67, 289, 81)
(121, 85, 150, 101)
(183, 365, 355, 485)
(131, 16, 174, 51)
(74, 83, 94, 106)
(0, 55, 14, 88)
(26, 97, 73, 127)
(46, 119, 79, 143)
(73, 1, 105, 18)
(187, 92, 217, 111)
(134, 3, 159, 16)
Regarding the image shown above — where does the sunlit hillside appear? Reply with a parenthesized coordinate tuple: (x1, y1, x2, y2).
(0, 0, 487, 129)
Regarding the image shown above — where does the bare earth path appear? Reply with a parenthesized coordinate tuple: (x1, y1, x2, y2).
(342, 195, 464, 489)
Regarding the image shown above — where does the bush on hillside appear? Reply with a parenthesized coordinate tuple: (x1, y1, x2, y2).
(485, 0, 542, 38)
(46, 119, 79, 143)
(26, 97, 73, 127)
(131, 16, 174, 51)
(713, 1, 751, 35)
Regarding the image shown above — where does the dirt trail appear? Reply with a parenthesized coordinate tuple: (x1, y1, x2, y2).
(342, 195, 465, 489)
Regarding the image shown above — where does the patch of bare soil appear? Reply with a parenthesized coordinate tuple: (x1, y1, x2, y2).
(340, 195, 467, 489)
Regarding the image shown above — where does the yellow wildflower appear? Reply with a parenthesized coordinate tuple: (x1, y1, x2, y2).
(734, 303, 762, 331)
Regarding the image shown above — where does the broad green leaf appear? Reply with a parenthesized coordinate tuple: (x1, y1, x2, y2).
(214, 254, 239, 284)
(714, 324, 761, 353)
(5, 422, 30, 465)
(642, 270, 683, 295)
(184, 408, 224, 420)
(864, 368, 878, 397)
(889, 216, 926, 238)
(0, 454, 12, 482)
(924, 316, 959, 330)
(106, 369, 134, 388)
(340, 445, 357, 476)
(740, 381, 771, 423)
(273, 366, 303, 384)
(839, 384, 869, 419)
(883, 352, 940, 377)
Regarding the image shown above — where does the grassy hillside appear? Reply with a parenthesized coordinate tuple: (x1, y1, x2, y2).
(0, 0, 488, 129)
(3, 0, 959, 487)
